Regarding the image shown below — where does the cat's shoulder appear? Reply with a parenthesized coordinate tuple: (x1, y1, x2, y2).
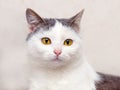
(96, 72, 120, 90)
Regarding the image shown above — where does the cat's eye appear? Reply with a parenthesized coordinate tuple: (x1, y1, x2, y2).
(41, 37, 51, 45)
(64, 39, 73, 46)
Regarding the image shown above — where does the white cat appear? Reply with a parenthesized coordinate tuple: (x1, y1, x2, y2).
(26, 9, 120, 90)
(26, 8, 99, 90)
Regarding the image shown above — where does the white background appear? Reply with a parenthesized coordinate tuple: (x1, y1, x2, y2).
(0, 0, 120, 90)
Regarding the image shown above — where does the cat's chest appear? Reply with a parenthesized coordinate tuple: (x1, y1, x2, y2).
(30, 71, 95, 90)
(47, 79, 93, 90)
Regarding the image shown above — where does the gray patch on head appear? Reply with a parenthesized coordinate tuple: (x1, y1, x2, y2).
(26, 18, 79, 41)
(44, 18, 56, 29)
(57, 19, 80, 32)
(26, 18, 56, 41)
(57, 19, 70, 26)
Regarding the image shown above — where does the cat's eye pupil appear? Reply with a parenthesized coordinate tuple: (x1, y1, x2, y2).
(66, 40, 70, 44)
(45, 39, 48, 43)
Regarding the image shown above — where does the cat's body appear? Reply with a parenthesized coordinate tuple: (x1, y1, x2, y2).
(96, 73, 120, 90)
(26, 8, 120, 90)
(29, 61, 99, 90)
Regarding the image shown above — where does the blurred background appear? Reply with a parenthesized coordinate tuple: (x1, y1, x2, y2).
(0, 0, 120, 90)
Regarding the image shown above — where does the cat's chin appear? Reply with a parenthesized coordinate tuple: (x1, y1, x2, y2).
(38, 57, 66, 68)
(29, 54, 73, 69)
(51, 58, 64, 66)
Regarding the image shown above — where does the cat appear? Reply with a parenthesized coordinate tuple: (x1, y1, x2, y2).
(25, 8, 120, 90)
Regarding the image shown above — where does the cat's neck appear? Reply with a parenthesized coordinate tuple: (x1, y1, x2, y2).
(29, 56, 100, 90)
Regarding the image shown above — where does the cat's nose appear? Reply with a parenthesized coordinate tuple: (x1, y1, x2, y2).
(54, 49, 62, 56)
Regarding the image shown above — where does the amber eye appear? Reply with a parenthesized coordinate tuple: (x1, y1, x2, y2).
(41, 37, 51, 45)
(64, 39, 73, 46)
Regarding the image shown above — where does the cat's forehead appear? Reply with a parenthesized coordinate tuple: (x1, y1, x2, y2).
(40, 18, 71, 29)
(47, 21, 74, 37)
(26, 19, 74, 40)
(40, 21, 80, 41)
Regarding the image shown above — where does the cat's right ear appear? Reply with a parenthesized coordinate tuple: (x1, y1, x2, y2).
(69, 9, 84, 32)
(26, 8, 45, 32)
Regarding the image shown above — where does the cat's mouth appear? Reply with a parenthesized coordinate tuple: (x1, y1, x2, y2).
(52, 57, 62, 62)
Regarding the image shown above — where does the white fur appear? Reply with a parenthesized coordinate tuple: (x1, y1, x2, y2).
(27, 21, 100, 90)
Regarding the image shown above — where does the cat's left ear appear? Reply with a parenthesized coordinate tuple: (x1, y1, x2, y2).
(69, 9, 84, 32)
(26, 8, 46, 32)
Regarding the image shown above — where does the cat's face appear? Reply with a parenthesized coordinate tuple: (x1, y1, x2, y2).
(26, 9, 84, 68)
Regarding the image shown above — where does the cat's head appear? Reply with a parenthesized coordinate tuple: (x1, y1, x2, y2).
(26, 8, 84, 68)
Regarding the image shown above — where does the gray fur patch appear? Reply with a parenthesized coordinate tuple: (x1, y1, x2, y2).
(26, 18, 56, 41)
(96, 72, 120, 90)
(26, 18, 80, 41)
(57, 19, 80, 32)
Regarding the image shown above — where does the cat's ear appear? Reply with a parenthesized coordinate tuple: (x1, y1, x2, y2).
(69, 9, 84, 32)
(26, 8, 46, 32)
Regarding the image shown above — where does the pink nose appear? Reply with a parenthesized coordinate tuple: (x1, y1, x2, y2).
(54, 49, 62, 56)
